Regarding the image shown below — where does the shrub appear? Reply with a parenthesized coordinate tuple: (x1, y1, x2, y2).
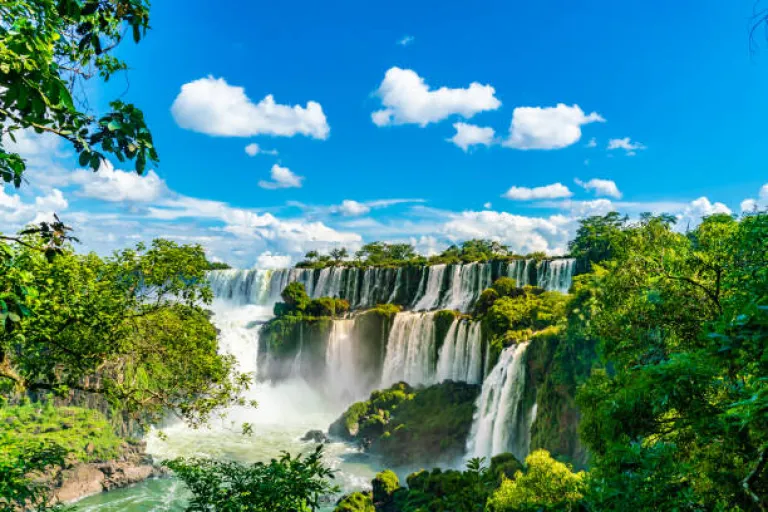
(334, 492, 375, 512)
(487, 450, 585, 511)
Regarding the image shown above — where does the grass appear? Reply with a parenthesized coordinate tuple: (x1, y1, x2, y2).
(0, 402, 124, 463)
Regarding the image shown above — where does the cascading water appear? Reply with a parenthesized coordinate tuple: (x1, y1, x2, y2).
(324, 319, 366, 404)
(412, 265, 446, 311)
(536, 259, 575, 294)
(206, 258, 575, 313)
(435, 319, 483, 384)
(380, 312, 437, 387)
(465, 342, 531, 462)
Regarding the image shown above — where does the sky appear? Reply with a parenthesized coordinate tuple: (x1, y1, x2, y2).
(3, 0, 768, 268)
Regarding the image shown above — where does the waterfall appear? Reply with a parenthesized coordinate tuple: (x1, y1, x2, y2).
(506, 260, 531, 287)
(466, 342, 531, 461)
(536, 259, 575, 294)
(381, 312, 437, 387)
(208, 269, 273, 305)
(435, 319, 483, 384)
(442, 262, 494, 311)
(324, 319, 364, 403)
(208, 258, 575, 312)
(413, 265, 446, 311)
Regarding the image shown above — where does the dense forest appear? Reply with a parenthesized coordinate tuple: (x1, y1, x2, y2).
(1, 1, 767, 511)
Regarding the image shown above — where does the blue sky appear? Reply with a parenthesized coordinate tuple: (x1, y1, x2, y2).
(3, 1, 768, 267)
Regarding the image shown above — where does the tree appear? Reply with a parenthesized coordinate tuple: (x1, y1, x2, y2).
(0, 238, 250, 427)
(330, 247, 349, 262)
(0, 0, 157, 187)
(567, 212, 627, 267)
(165, 445, 338, 512)
(487, 450, 585, 511)
(0, 438, 68, 511)
(577, 213, 768, 510)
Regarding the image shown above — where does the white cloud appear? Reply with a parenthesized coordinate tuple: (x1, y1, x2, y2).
(483, 202, 492, 209)
(0, 186, 68, 229)
(503, 104, 604, 150)
(740, 183, 768, 212)
(398, 35, 415, 46)
(677, 197, 731, 229)
(371, 67, 501, 127)
(258, 164, 303, 190)
(441, 210, 573, 255)
(171, 76, 329, 139)
(607, 137, 646, 156)
(69, 161, 167, 203)
(245, 143, 278, 157)
(328, 198, 425, 217)
(586, 137, 597, 148)
(575, 178, 622, 199)
(447, 122, 495, 151)
(336, 200, 370, 216)
(255, 251, 292, 269)
(503, 183, 573, 201)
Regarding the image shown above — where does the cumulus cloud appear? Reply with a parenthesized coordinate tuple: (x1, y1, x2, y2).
(607, 137, 646, 156)
(441, 210, 573, 255)
(258, 164, 303, 190)
(245, 143, 278, 157)
(740, 183, 768, 212)
(585, 137, 597, 148)
(503, 183, 573, 201)
(255, 251, 292, 269)
(171, 76, 329, 139)
(503, 104, 604, 150)
(447, 122, 495, 151)
(0, 187, 68, 230)
(69, 161, 167, 203)
(676, 197, 731, 228)
(575, 178, 622, 199)
(483, 202, 492, 209)
(371, 67, 501, 127)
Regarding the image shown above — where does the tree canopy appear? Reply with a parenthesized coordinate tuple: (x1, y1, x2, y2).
(0, 237, 250, 427)
(0, 0, 157, 186)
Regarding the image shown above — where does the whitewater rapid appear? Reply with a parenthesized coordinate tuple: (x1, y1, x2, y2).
(74, 300, 378, 511)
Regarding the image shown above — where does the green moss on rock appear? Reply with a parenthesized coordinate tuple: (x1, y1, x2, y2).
(335, 491, 375, 512)
(331, 381, 480, 467)
(0, 403, 123, 463)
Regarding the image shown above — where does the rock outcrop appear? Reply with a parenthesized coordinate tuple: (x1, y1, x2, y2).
(53, 441, 165, 503)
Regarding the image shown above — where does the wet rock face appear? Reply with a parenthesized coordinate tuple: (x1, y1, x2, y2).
(52, 441, 166, 504)
(302, 429, 330, 443)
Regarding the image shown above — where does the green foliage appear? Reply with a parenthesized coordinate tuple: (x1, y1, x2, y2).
(576, 212, 768, 509)
(487, 449, 585, 511)
(307, 297, 351, 317)
(489, 453, 524, 484)
(490, 277, 517, 297)
(0, 404, 122, 463)
(332, 381, 480, 466)
(273, 282, 350, 319)
(335, 492, 375, 512)
(371, 303, 403, 317)
(0, 437, 68, 511)
(373, 470, 400, 505)
(0, 237, 248, 427)
(279, 282, 312, 315)
(394, 458, 496, 512)
(206, 260, 231, 270)
(330, 382, 414, 440)
(0, 0, 157, 186)
(567, 212, 627, 268)
(165, 445, 338, 512)
(297, 239, 552, 269)
(481, 287, 568, 370)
